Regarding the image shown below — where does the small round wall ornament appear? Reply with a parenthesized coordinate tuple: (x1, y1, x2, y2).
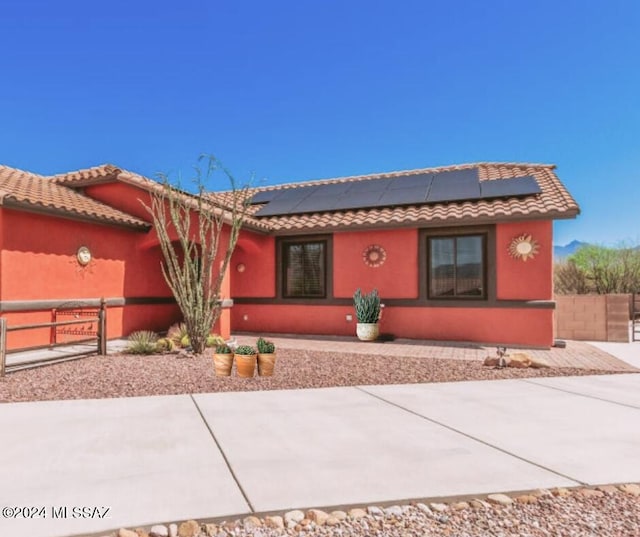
(508, 234, 540, 261)
(362, 244, 386, 267)
(76, 246, 92, 266)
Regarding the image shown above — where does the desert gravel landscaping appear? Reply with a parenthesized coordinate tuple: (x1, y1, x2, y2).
(0, 348, 628, 403)
(108, 485, 640, 537)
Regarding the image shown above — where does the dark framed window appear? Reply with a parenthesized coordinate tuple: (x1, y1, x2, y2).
(281, 239, 327, 298)
(428, 234, 486, 299)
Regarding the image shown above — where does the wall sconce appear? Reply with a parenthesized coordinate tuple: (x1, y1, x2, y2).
(236, 263, 246, 273)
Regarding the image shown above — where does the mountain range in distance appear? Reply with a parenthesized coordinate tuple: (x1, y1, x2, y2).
(553, 240, 589, 260)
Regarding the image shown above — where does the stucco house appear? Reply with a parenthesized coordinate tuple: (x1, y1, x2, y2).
(0, 161, 579, 350)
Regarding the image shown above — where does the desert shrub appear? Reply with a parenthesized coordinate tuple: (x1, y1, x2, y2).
(127, 331, 159, 355)
(155, 337, 176, 353)
(206, 334, 225, 348)
(167, 322, 189, 347)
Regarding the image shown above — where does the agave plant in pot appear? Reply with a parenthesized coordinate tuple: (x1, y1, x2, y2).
(353, 288, 381, 341)
(213, 343, 234, 376)
(256, 337, 276, 377)
(234, 344, 257, 378)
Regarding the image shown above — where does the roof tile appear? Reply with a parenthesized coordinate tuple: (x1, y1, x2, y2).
(211, 162, 579, 233)
(0, 165, 149, 229)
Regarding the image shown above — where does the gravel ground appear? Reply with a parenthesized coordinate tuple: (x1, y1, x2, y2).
(0, 348, 626, 403)
(108, 486, 640, 537)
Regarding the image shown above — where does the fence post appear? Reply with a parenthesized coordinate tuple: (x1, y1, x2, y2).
(98, 298, 107, 356)
(0, 318, 6, 377)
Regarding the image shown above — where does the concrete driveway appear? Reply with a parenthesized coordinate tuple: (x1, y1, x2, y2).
(1, 373, 639, 537)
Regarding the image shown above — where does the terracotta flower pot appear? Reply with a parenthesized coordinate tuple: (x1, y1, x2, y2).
(257, 353, 276, 376)
(235, 353, 257, 378)
(356, 322, 379, 341)
(213, 353, 233, 376)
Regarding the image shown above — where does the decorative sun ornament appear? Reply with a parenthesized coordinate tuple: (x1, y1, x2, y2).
(508, 234, 540, 261)
(362, 244, 387, 267)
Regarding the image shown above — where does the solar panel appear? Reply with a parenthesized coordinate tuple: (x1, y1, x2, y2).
(378, 186, 429, 206)
(426, 169, 481, 203)
(249, 190, 280, 204)
(313, 182, 353, 196)
(480, 176, 541, 199)
(276, 186, 320, 201)
(290, 195, 342, 213)
(387, 173, 433, 190)
(254, 199, 300, 216)
(332, 191, 384, 211)
(346, 178, 395, 194)
(253, 168, 541, 217)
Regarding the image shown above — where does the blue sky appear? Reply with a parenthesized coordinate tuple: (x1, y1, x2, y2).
(1, 0, 638, 246)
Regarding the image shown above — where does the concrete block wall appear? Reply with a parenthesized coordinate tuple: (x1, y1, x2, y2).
(555, 294, 631, 342)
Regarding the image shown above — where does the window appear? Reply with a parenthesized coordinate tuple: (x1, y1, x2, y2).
(282, 239, 327, 298)
(428, 234, 485, 298)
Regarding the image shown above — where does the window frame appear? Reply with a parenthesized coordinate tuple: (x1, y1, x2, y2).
(420, 227, 493, 303)
(277, 235, 331, 300)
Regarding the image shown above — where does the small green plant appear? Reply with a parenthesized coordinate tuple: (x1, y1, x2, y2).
(155, 337, 176, 353)
(234, 345, 256, 355)
(180, 334, 191, 348)
(215, 343, 232, 354)
(206, 334, 225, 348)
(256, 337, 275, 354)
(167, 322, 189, 347)
(127, 330, 159, 355)
(353, 288, 381, 323)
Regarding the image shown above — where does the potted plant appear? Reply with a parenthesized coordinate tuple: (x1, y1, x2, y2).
(234, 344, 257, 377)
(213, 343, 234, 376)
(256, 337, 276, 376)
(353, 288, 381, 341)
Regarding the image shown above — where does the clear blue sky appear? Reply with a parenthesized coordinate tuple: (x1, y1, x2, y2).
(1, 0, 638, 246)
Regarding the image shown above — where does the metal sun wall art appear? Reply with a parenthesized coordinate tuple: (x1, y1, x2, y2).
(508, 234, 540, 261)
(363, 244, 386, 267)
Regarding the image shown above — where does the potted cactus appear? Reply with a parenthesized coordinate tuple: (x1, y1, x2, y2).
(353, 288, 381, 341)
(256, 337, 276, 376)
(234, 344, 257, 377)
(213, 343, 234, 376)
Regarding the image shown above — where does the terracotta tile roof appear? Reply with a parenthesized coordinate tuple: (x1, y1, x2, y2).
(0, 165, 149, 229)
(211, 162, 580, 234)
(52, 164, 271, 232)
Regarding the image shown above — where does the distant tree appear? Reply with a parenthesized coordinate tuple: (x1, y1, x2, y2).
(555, 243, 640, 294)
(144, 156, 249, 354)
(554, 259, 590, 295)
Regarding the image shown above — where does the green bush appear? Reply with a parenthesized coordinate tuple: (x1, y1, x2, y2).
(234, 345, 256, 355)
(215, 344, 232, 354)
(353, 288, 381, 323)
(256, 337, 275, 354)
(127, 331, 159, 355)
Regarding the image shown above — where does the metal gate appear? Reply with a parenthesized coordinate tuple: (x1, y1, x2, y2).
(0, 299, 107, 376)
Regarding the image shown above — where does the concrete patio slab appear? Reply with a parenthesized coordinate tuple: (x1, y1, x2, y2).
(0, 395, 248, 537)
(364, 375, 640, 486)
(525, 373, 640, 409)
(588, 341, 640, 369)
(193, 387, 578, 513)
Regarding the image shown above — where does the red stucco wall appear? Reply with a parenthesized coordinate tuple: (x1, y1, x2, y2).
(333, 228, 419, 298)
(231, 221, 556, 347)
(231, 233, 276, 297)
(496, 220, 553, 301)
(0, 179, 233, 350)
(231, 304, 553, 347)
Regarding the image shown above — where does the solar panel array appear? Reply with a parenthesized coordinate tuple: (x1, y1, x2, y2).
(252, 169, 541, 217)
